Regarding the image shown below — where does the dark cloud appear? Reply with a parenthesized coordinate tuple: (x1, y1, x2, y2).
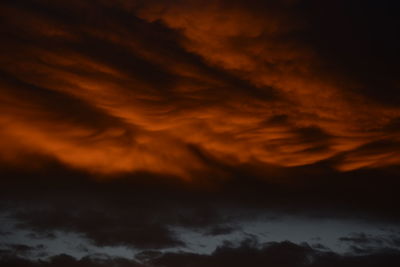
(25, 232, 56, 240)
(0, 163, 399, 253)
(0, 253, 145, 267)
(339, 233, 384, 245)
(338, 233, 400, 254)
(2, 175, 186, 249)
(0, 230, 12, 236)
(0, 244, 47, 258)
(204, 225, 238, 236)
(2, 241, 400, 267)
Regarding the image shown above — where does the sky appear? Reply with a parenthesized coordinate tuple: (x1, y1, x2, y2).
(1, 0, 400, 266)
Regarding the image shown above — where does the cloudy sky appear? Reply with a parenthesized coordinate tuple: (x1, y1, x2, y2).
(1, 0, 400, 266)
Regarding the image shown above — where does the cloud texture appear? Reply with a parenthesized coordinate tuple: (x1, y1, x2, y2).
(1, 1, 400, 266)
(1, 0, 400, 179)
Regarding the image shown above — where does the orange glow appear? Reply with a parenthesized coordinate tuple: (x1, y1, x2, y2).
(1, 0, 400, 180)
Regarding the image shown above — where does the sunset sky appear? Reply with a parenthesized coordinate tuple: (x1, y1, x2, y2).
(1, 0, 400, 266)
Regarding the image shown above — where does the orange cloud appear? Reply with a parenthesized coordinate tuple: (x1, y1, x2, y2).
(1, 0, 400, 180)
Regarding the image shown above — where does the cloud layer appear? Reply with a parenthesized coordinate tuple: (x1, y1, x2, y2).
(2, 239, 400, 267)
(1, 1, 400, 266)
(1, 0, 400, 179)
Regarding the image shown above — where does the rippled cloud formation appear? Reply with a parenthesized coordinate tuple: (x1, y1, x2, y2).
(1, 0, 400, 180)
